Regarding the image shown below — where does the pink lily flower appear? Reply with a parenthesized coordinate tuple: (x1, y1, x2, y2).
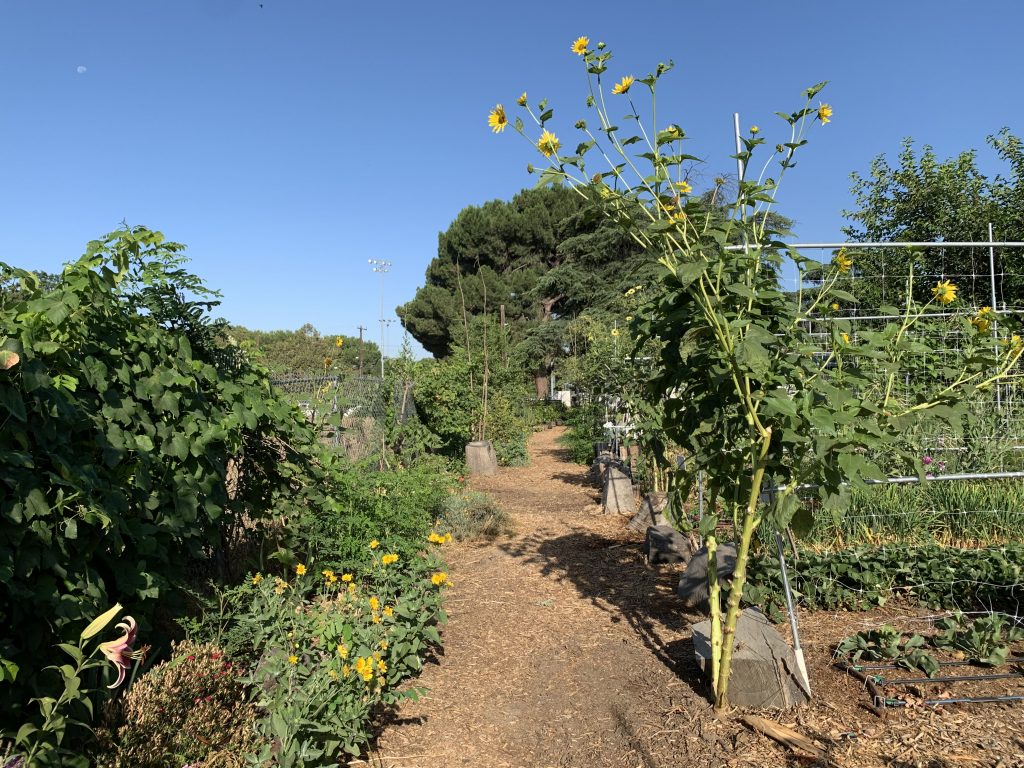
(98, 616, 145, 688)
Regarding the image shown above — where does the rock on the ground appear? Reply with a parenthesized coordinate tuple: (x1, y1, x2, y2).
(677, 543, 737, 608)
(602, 465, 634, 514)
(627, 492, 670, 533)
(641, 524, 694, 565)
(691, 608, 811, 709)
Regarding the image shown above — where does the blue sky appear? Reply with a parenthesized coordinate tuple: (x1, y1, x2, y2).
(2, 1, 1022, 357)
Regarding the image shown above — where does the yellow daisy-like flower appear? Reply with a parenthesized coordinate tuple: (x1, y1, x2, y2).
(383, 605, 394, 617)
(611, 328, 621, 337)
(427, 531, 446, 544)
(342, 664, 351, 677)
(625, 288, 636, 297)
(323, 357, 332, 368)
(347, 582, 357, 594)
(841, 332, 850, 344)
(377, 660, 388, 674)
(834, 250, 853, 274)
(337, 643, 349, 659)
(818, 103, 833, 125)
(251, 573, 263, 585)
(625, 315, 634, 322)
(431, 572, 450, 586)
(516, 92, 527, 107)
(369, 596, 380, 611)
(571, 36, 589, 55)
(274, 577, 288, 594)
(971, 306, 993, 333)
(830, 303, 840, 311)
(675, 180, 693, 195)
(327, 668, 338, 680)
(295, 563, 307, 576)
(342, 573, 353, 582)
(288, 655, 298, 665)
(335, 336, 343, 348)
(381, 553, 399, 566)
(750, 126, 760, 134)
(488, 104, 508, 134)
(536, 129, 561, 158)
(932, 280, 958, 305)
(372, 613, 382, 624)
(369, 540, 380, 550)
(611, 75, 635, 95)
(380, 639, 389, 650)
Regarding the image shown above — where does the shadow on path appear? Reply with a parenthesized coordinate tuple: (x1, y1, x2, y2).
(498, 527, 710, 701)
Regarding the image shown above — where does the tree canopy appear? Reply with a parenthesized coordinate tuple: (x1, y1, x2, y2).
(397, 185, 655, 378)
(227, 324, 380, 378)
(841, 129, 1024, 309)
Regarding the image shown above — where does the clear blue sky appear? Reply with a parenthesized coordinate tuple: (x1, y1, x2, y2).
(2, 1, 1022, 357)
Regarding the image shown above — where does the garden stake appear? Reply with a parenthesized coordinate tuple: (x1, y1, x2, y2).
(775, 530, 811, 696)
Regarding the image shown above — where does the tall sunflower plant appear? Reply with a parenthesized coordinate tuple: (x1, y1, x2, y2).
(490, 37, 1024, 710)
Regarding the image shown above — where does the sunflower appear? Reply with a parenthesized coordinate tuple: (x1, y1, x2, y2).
(611, 75, 635, 95)
(676, 180, 693, 195)
(488, 104, 508, 134)
(818, 103, 833, 125)
(834, 250, 853, 274)
(571, 36, 589, 55)
(537, 129, 561, 158)
(932, 280, 958, 305)
(516, 92, 527, 107)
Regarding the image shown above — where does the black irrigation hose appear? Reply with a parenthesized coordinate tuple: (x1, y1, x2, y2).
(877, 671, 1023, 685)
(882, 694, 1024, 708)
(845, 658, 1024, 671)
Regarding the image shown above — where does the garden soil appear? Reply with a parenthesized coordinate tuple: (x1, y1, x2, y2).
(366, 428, 1024, 768)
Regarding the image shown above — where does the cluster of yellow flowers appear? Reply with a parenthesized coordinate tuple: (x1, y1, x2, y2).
(431, 571, 451, 587)
(427, 531, 453, 544)
(353, 653, 387, 684)
(380, 553, 399, 566)
(971, 306, 993, 333)
(322, 569, 338, 584)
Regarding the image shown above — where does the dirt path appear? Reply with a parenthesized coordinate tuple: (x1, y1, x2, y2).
(369, 428, 1024, 768)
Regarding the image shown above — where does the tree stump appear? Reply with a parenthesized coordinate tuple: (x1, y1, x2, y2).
(465, 440, 498, 476)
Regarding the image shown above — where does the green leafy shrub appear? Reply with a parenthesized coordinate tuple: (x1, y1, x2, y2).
(559, 402, 605, 464)
(835, 626, 939, 676)
(240, 544, 450, 763)
(103, 640, 255, 768)
(932, 611, 1024, 666)
(0, 228, 321, 732)
(438, 490, 513, 541)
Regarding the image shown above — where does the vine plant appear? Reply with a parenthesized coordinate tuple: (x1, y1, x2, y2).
(494, 38, 1024, 709)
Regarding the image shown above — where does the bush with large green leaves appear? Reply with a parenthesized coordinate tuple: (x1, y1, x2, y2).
(0, 227, 321, 731)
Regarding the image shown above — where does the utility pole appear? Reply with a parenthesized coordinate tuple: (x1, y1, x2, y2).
(368, 259, 392, 378)
(357, 325, 366, 376)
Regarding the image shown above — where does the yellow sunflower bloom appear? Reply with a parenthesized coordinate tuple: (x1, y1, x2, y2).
(369, 596, 380, 611)
(571, 36, 589, 55)
(676, 180, 693, 195)
(342, 573, 353, 582)
(611, 75, 635, 95)
(834, 250, 853, 274)
(337, 643, 349, 659)
(431, 571, 450, 586)
(830, 303, 840, 311)
(932, 280, 958, 305)
(611, 328, 621, 337)
(251, 573, 263, 585)
(369, 540, 380, 550)
(295, 563, 307, 576)
(488, 104, 508, 134)
(537, 129, 561, 158)
(381, 553, 399, 566)
(516, 92, 527, 106)
(818, 103, 833, 125)
(383, 605, 394, 617)
(288, 655, 298, 665)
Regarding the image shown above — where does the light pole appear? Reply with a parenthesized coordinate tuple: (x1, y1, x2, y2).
(368, 259, 392, 377)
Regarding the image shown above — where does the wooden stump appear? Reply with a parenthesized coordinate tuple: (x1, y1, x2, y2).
(465, 440, 498, 476)
(602, 466, 635, 514)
